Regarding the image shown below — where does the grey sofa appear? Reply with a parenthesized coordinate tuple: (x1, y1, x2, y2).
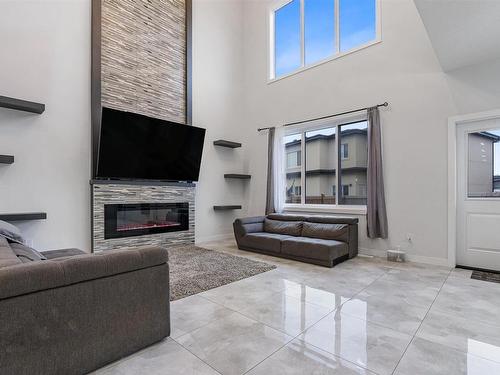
(234, 214, 358, 267)
(0, 237, 170, 375)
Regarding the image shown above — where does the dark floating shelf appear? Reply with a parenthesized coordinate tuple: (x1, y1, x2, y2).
(224, 174, 251, 179)
(213, 205, 242, 211)
(213, 140, 242, 148)
(0, 212, 47, 221)
(0, 95, 45, 114)
(0, 155, 14, 164)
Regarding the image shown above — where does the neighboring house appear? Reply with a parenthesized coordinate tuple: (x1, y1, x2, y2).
(286, 129, 367, 205)
(468, 132, 500, 197)
(494, 175, 500, 192)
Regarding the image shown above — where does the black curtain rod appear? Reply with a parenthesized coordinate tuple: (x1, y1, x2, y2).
(257, 102, 388, 131)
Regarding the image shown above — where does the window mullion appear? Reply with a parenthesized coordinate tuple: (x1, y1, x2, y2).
(335, 0, 340, 54)
(301, 132, 306, 205)
(335, 124, 340, 206)
(270, 8, 276, 80)
(300, 0, 305, 68)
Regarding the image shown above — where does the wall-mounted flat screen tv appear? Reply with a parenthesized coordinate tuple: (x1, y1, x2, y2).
(96, 107, 206, 182)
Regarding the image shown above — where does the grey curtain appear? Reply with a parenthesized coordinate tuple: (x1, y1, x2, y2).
(367, 107, 388, 238)
(265, 127, 275, 215)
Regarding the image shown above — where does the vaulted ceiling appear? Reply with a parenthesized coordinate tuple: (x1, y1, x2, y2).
(414, 0, 500, 71)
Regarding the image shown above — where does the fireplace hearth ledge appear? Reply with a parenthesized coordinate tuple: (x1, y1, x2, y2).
(91, 179, 196, 187)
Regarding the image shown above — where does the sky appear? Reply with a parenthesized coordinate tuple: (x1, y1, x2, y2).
(275, 0, 376, 78)
(275, 0, 301, 77)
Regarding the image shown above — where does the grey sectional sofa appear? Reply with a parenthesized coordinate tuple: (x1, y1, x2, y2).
(233, 214, 358, 267)
(0, 237, 170, 375)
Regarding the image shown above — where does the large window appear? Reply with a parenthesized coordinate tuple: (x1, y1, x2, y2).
(271, 0, 379, 79)
(339, 121, 368, 205)
(305, 126, 337, 204)
(274, 0, 301, 78)
(284, 120, 368, 208)
(285, 133, 303, 203)
(339, 0, 377, 52)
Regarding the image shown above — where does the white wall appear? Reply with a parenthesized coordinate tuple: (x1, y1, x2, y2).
(240, 0, 461, 264)
(445, 57, 500, 115)
(0, 0, 91, 251)
(192, 0, 248, 242)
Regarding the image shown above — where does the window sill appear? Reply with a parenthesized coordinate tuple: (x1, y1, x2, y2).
(283, 204, 367, 215)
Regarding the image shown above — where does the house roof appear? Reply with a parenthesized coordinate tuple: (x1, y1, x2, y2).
(476, 132, 500, 142)
(285, 129, 367, 147)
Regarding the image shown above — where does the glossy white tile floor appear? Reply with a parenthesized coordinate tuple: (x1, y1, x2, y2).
(94, 239, 500, 375)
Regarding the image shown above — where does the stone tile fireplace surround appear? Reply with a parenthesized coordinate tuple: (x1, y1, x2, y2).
(91, 0, 193, 253)
(91, 181, 195, 252)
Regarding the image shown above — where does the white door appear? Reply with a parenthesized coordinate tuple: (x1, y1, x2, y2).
(456, 117, 500, 271)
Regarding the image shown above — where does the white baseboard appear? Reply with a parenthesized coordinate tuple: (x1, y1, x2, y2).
(358, 247, 386, 258)
(405, 254, 450, 267)
(358, 247, 450, 267)
(196, 232, 233, 244)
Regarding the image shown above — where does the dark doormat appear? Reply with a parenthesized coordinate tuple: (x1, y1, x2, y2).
(471, 270, 500, 284)
(167, 245, 276, 300)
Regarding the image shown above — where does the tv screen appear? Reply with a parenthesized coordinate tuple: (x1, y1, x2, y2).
(96, 107, 206, 181)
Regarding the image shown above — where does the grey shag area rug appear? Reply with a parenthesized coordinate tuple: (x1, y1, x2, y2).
(167, 245, 276, 300)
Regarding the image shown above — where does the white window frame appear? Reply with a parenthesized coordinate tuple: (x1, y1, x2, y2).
(268, 0, 382, 83)
(283, 113, 367, 215)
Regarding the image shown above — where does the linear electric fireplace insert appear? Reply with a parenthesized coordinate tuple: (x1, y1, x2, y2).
(104, 202, 189, 239)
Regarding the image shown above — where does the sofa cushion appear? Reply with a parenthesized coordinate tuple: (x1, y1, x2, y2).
(10, 243, 47, 263)
(0, 220, 24, 244)
(0, 237, 21, 269)
(281, 237, 348, 262)
(264, 219, 302, 236)
(306, 216, 358, 225)
(240, 233, 291, 253)
(267, 214, 309, 222)
(302, 222, 349, 242)
(237, 216, 266, 225)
